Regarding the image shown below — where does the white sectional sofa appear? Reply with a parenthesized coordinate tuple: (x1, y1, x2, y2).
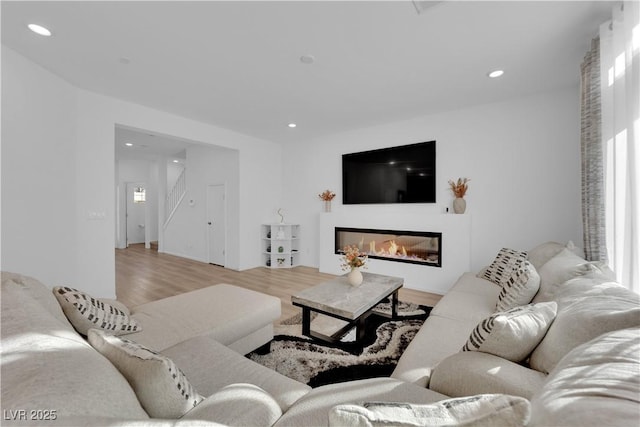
(1, 241, 639, 426)
(393, 242, 640, 401)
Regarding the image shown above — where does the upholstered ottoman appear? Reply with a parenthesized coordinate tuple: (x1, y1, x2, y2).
(126, 284, 281, 355)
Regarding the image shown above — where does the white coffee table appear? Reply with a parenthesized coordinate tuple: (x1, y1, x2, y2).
(291, 272, 404, 346)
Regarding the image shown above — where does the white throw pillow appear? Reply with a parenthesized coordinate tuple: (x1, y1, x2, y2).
(527, 241, 583, 271)
(479, 248, 528, 287)
(462, 302, 558, 363)
(532, 248, 605, 303)
(495, 261, 540, 312)
(87, 329, 203, 418)
(328, 394, 531, 427)
(528, 276, 640, 374)
(53, 286, 141, 336)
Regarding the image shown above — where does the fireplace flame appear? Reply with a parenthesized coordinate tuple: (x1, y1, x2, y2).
(369, 240, 411, 259)
(388, 240, 398, 256)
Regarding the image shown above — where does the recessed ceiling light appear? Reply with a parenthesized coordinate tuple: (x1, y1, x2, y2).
(300, 55, 315, 64)
(173, 160, 179, 163)
(125, 142, 133, 147)
(288, 123, 297, 128)
(488, 69, 505, 78)
(28, 24, 52, 37)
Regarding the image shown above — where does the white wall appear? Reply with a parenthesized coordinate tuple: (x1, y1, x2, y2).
(1, 46, 79, 286)
(281, 87, 583, 290)
(163, 144, 240, 266)
(2, 46, 282, 298)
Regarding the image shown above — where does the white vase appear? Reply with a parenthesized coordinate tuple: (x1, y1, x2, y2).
(453, 197, 466, 214)
(347, 267, 363, 286)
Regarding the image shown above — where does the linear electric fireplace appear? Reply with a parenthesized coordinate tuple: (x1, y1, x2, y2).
(335, 227, 442, 268)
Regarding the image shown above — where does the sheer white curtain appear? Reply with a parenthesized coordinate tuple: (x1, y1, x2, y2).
(599, 1, 639, 292)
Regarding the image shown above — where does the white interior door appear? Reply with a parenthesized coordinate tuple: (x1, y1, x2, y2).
(126, 182, 146, 246)
(206, 184, 226, 266)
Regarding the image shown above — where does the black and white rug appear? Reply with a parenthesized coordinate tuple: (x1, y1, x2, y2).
(247, 301, 431, 388)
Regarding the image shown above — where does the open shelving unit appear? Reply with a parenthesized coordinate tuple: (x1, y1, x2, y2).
(261, 224, 300, 268)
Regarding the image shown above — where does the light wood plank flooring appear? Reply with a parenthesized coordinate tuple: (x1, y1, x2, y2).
(116, 244, 442, 324)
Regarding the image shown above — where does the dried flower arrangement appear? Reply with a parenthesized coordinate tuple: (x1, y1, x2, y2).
(340, 245, 368, 271)
(448, 178, 470, 198)
(318, 190, 336, 201)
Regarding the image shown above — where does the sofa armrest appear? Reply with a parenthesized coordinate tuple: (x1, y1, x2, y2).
(181, 383, 282, 427)
(429, 352, 547, 399)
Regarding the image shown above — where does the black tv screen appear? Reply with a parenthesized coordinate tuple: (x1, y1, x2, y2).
(342, 141, 436, 204)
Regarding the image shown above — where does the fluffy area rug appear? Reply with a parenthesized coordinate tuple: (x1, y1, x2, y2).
(247, 300, 431, 388)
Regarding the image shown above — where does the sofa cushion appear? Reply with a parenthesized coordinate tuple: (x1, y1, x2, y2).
(445, 272, 500, 297)
(272, 377, 448, 427)
(532, 248, 605, 303)
(529, 327, 640, 427)
(392, 273, 500, 388)
(462, 302, 557, 363)
(328, 394, 531, 427)
(430, 352, 547, 400)
(182, 383, 282, 427)
(391, 315, 481, 387)
(479, 248, 528, 287)
(88, 329, 203, 418)
(529, 275, 640, 374)
(162, 335, 311, 412)
(495, 261, 540, 312)
(1, 272, 70, 324)
(53, 286, 141, 336)
(431, 274, 501, 323)
(1, 279, 149, 420)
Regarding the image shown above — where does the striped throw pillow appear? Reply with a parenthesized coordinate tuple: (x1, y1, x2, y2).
(53, 286, 141, 336)
(329, 394, 531, 427)
(462, 302, 558, 362)
(495, 261, 540, 312)
(87, 329, 203, 418)
(480, 248, 528, 287)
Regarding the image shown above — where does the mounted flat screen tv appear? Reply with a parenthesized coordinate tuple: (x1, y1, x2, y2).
(342, 141, 436, 204)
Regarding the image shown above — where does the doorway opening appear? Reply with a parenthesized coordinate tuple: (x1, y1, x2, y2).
(125, 182, 147, 247)
(114, 124, 238, 271)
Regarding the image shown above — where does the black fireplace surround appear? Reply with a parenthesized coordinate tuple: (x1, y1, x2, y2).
(335, 227, 442, 268)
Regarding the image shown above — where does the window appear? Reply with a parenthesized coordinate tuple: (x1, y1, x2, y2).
(599, 2, 639, 292)
(133, 187, 146, 203)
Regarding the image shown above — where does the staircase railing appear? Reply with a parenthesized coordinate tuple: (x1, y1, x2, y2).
(164, 168, 186, 229)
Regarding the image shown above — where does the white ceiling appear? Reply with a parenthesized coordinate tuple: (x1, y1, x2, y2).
(2, 1, 614, 145)
(114, 126, 191, 162)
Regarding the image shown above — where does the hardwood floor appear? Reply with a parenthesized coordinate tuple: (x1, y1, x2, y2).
(116, 244, 442, 324)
